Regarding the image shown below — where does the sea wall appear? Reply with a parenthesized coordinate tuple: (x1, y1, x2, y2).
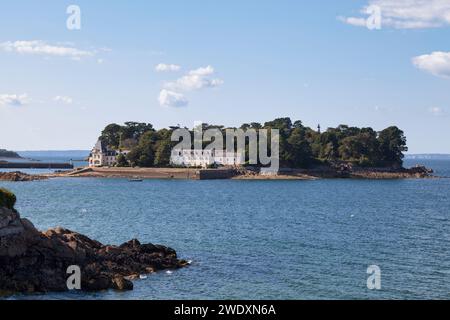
(198, 169, 237, 180)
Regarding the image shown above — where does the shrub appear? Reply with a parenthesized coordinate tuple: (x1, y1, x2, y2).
(0, 188, 16, 209)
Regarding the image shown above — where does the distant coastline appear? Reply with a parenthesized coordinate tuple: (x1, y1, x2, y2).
(17, 150, 90, 159)
(0, 150, 84, 170)
(0, 149, 21, 159)
(405, 154, 450, 160)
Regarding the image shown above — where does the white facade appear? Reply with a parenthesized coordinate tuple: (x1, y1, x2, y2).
(88, 140, 130, 167)
(170, 149, 243, 168)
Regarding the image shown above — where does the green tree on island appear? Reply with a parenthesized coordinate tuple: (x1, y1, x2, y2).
(377, 126, 408, 167)
(115, 154, 129, 167)
(97, 118, 408, 169)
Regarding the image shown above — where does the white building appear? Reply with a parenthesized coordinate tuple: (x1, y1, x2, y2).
(170, 149, 243, 168)
(88, 140, 130, 167)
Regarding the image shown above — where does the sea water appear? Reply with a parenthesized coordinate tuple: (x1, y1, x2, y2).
(1, 159, 449, 300)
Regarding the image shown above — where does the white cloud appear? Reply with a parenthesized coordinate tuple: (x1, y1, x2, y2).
(429, 107, 446, 116)
(412, 51, 450, 78)
(157, 65, 223, 108)
(155, 63, 181, 72)
(158, 89, 188, 108)
(0, 94, 29, 106)
(338, 16, 368, 27)
(340, 0, 450, 29)
(190, 65, 215, 76)
(0, 40, 95, 60)
(165, 65, 224, 91)
(53, 96, 73, 104)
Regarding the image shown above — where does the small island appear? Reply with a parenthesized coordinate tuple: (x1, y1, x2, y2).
(59, 118, 433, 180)
(89, 118, 410, 169)
(1, 118, 434, 181)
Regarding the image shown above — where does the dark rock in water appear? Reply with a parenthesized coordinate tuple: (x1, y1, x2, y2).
(112, 276, 134, 291)
(0, 171, 47, 182)
(408, 165, 434, 175)
(0, 189, 188, 295)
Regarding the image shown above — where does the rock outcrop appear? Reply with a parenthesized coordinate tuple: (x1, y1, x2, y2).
(350, 165, 434, 179)
(0, 171, 47, 182)
(0, 189, 188, 296)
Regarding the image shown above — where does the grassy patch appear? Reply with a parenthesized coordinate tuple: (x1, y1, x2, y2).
(0, 188, 16, 210)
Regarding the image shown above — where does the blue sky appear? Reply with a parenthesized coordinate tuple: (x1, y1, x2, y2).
(0, 0, 449, 152)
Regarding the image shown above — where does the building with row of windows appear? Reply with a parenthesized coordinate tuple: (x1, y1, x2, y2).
(170, 149, 244, 168)
(88, 139, 244, 168)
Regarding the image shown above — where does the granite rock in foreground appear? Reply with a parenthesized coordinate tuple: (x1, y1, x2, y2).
(0, 190, 188, 295)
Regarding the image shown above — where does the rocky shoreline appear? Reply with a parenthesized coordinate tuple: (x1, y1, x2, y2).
(0, 171, 48, 182)
(280, 164, 435, 180)
(0, 164, 435, 182)
(349, 165, 435, 179)
(45, 164, 436, 181)
(0, 189, 188, 296)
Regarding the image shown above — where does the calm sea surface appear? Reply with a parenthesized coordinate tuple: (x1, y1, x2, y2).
(1, 158, 449, 300)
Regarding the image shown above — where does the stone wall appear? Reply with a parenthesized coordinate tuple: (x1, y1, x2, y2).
(198, 169, 237, 180)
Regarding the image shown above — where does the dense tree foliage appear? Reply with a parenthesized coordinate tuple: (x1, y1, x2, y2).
(115, 154, 129, 167)
(100, 122, 154, 150)
(97, 118, 408, 168)
(378, 126, 408, 167)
